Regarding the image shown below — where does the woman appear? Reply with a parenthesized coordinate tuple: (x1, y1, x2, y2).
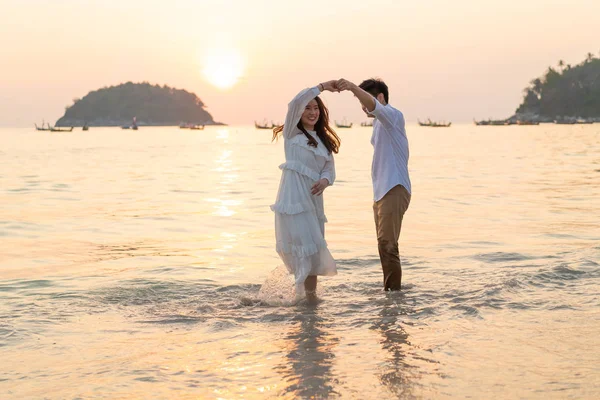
(271, 81, 341, 301)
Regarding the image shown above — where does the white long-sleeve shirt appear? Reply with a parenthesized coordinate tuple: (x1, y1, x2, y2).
(370, 100, 411, 201)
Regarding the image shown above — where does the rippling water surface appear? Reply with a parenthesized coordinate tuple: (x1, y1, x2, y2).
(1, 124, 599, 398)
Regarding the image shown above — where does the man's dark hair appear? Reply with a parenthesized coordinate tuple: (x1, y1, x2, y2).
(359, 78, 389, 104)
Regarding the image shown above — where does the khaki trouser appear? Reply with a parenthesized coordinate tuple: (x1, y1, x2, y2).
(373, 185, 411, 290)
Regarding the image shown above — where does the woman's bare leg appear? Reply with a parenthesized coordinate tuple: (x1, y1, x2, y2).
(304, 275, 318, 302)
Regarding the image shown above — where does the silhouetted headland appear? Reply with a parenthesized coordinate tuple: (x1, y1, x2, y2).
(55, 82, 224, 127)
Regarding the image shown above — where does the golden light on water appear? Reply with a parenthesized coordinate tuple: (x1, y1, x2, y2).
(202, 47, 245, 89)
(208, 145, 241, 217)
(216, 128, 229, 141)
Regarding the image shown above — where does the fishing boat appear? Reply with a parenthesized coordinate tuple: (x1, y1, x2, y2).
(516, 120, 540, 125)
(35, 121, 52, 131)
(50, 126, 74, 132)
(554, 118, 576, 125)
(122, 117, 138, 130)
(418, 118, 451, 127)
(180, 122, 204, 129)
(474, 118, 509, 126)
(255, 120, 273, 129)
(360, 120, 373, 127)
(335, 118, 353, 128)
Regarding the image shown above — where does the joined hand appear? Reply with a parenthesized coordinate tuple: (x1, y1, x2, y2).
(320, 80, 339, 92)
(335, 78, 355, 92)
(319, 79, 356, 93)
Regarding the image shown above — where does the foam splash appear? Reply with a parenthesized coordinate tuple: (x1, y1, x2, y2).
(257, 265, 300, 306)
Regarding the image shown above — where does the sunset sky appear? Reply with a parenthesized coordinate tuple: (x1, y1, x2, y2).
(1, 0, 599, 126)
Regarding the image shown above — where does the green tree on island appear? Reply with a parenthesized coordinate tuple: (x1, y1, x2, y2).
(516, 53, 600, 120)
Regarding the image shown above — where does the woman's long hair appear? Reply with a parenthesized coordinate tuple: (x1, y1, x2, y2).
(272, 96, 341, 154)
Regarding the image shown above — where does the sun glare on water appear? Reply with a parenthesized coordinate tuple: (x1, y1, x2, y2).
(202, 48, 245, 89)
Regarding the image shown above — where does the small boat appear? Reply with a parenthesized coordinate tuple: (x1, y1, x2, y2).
(123, 117, 138, 130)
(360, 121, 373, 127)
(575, 119, 594, 124)
(554, 119, 576, 125)
(255, 120, 273, 129)
(82, 123, 89, 131)
(516, 120, 540, 125)
(335, 118, 353, 128)
(180, 122, 205, 130)
(418, 118, 451, 127)
(474, 119, 509, 126)
(35, 121, 52, 131)
(37, 120, 72, 132)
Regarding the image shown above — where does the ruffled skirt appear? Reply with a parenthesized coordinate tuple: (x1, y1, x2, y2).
(270, 164, 337, 295)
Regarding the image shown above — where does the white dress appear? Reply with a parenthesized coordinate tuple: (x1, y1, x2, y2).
(270, 87, 337, 294)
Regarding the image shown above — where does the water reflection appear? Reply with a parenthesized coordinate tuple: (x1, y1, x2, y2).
(207, 147, 241, 216)
(371, 294, 416, 398)
(213, 149, 239, 186)
(206, 197, 240, 217)
(276, 307, 340, 398)
(214, 149, 233, 173)
(216, 127, 230, 142)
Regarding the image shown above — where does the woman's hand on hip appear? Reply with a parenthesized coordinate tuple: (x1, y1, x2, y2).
(311, 178, 329, 196)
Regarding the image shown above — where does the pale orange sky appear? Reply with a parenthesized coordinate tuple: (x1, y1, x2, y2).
(1, 0, 598, 126)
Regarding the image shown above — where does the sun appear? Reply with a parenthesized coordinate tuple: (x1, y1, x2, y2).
(202, 47, 245, 89)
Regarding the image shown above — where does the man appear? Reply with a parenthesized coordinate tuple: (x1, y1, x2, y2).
(336, 78, 411, 290)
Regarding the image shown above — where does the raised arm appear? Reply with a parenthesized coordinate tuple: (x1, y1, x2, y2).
(368, 99, 399, 129)
(339, 79, 376, 113)
(282, 87, 320, 139)
(336, 78, 397, 129)
(282, 81, 339, 139)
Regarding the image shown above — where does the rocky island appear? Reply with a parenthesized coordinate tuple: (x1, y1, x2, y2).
(55, 82, 222, 127)
(513, 52, 600, 123)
